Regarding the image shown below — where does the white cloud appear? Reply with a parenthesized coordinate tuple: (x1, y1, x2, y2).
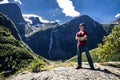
(0, 0, 9, 4)
(14, 0, 22, 5)
(0, 0, 22, 5)
(56, 0, 80, 17)
(115, 13, 120, 18)
(22, 14, 49, 23)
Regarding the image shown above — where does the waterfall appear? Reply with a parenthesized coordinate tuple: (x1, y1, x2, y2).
(48, 27, 54, 59)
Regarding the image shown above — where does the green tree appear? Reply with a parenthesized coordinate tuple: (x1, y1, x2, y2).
(97, 25, 120, 61)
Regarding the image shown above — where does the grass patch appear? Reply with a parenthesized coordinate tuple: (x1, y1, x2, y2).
(42, 61, 77, 70)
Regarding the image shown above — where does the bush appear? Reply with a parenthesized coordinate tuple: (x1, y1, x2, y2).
(96, 25, 120, 62)
(29, 58, 45, 72)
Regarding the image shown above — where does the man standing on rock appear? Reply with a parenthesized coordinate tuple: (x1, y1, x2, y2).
(75, 23, 95, 70)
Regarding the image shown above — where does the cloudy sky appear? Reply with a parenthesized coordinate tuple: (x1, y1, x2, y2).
(0, 0, 120, 23)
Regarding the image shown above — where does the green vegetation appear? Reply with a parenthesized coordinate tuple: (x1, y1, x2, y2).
(28, 58, 45, 72)
(97, 25, 120, 62)
(0, 13, 46, 79)
(0, 26, 45, 73)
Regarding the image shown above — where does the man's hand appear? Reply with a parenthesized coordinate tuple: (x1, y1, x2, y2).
(75, 37, 83, 41)
(75, 35, 87, 41)
(75, 37, 78, 40)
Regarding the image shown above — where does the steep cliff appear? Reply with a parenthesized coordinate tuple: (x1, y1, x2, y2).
(0, 3, 26, 40)
(0, 13, 21, 40)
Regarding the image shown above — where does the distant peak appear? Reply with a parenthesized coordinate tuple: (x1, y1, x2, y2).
(23, 14, 49, 23)
(71, 15, 93, 21)
(79, 15, 91, 18)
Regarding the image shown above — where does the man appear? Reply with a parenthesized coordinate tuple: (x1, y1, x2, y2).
(75, 23, 95, 70)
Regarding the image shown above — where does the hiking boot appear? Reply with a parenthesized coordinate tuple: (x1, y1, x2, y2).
(76, 66, 82, 69)
(90, 67, 95, 70)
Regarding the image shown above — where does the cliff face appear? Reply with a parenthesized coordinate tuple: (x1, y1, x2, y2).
(26, 28, 52, 59)
(26, 15, 106, 60)
(0, 3, 26, 40)
(0, 13, 21, 40)
(49, 15, 106, 60)
(0, 3, 25, 24)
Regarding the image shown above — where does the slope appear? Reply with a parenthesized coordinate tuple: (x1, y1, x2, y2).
(0, 13, 45, 78)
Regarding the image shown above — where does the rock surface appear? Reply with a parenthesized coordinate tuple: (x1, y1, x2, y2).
(8, 63, 120, 80)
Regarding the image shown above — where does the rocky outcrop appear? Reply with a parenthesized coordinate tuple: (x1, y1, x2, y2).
(8, 62, 120, 80)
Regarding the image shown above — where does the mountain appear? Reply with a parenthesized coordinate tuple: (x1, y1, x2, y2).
(29, 17, 43, 27)
(23, 14, 59, 36)
(25, 27, 52, 59)
(23, 14, 44, 27)
(0, 3, 26, 40)
(0, 13, 21, 40)
(0, 13, 45, 76)
(102, 18, 120, 35)
(26, 15, 106, 60)
(23, 14, 59, 27)
(111, 18, 120, 24)
(0, 3, 25, 24)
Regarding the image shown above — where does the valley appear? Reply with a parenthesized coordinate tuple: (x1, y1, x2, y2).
(0, 2, 120, 80)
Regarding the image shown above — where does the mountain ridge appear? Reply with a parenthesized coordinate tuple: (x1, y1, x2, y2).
(0, 13, 21, 40)
(0, 3, 26, 40)
(0, 3, 26, 24)
(26, 15, 106, 60)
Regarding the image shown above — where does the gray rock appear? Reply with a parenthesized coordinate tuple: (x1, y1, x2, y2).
(8, 63, 120, 80)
